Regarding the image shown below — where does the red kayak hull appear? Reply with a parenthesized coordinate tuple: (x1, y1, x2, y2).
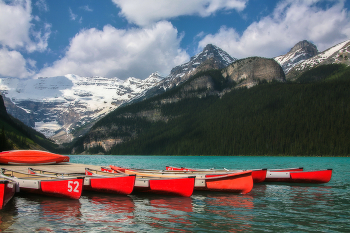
(84, 173, 135, 195)
(265, 169, 332, 183)
(0, 180, 16, 209)
(21, 178, 83, 199)
(0, 150, 69, 165)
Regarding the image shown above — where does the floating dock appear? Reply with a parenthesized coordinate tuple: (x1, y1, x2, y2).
(0, 163, 101, 173)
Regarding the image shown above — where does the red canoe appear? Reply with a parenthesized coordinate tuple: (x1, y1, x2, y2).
(265, 169, 332, 183)
(0, 178, 17, 209)
(0, 150, 69, 165)
(109, 165, 253, 194)
(1, 168, 83, 199)
(102, 167, 195, 197)
(84, 168, 135, 195)
(165, 166, 266, 184)
(28, 168, 136, 195)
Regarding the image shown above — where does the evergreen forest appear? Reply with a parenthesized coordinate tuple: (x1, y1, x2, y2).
(97, 64, 350, 156)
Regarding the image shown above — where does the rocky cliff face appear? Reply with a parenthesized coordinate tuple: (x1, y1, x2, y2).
(274, 40, 318, 74)
(222, 57, 286, 88)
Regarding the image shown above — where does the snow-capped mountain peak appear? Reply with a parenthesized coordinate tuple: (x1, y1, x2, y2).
(274, 40, 318, 74)
(286, 39, 350, 79)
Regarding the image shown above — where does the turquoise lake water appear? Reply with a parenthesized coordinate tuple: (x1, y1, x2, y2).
(1, 156, 349, 232)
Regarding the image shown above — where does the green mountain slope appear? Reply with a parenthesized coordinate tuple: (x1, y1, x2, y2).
(74, 64, 350, 156)
(0, 95, 61, 152)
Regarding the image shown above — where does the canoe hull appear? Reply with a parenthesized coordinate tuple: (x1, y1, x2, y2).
(105, 166, 195, 197)
(0, 180, 16, 209)
(265, 169, 332, 184)
(251, 169, 267, 183)
(84, 176, 135, 195)
(166, 166, 265, 184)
(135, 177, 195, 197)
(195, 172, 253, 194)
(19, 178, 83, 199)
(110, 165, 253, 194)
(0, 150, 69, 165)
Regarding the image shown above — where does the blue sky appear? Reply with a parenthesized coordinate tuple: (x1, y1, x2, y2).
(0, 0, 349, 80)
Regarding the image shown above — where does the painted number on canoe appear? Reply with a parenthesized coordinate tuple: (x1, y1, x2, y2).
(68, 181, 79, 193)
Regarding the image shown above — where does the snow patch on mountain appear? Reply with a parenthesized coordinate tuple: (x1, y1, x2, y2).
(294, 40, 350, 71)
(0, 73, 162, 143)
(274, 40, 318, 74)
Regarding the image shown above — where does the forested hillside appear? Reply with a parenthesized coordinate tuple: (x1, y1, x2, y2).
(73, 64, 350, 156)
(0, 95, 62, 152)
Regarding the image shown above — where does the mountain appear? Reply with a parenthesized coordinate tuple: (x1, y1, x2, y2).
(274, 40, 318, 74)
(0, 73, 161, 144)
(75, 63, 350, 156)
(286, 39, 350, 80)
(0, 95, 58, 151)
(74, 55, 287, 154)
(131, 44, 237, 102)
(222, 57, 285, 88)
(0, 44, 235, 144)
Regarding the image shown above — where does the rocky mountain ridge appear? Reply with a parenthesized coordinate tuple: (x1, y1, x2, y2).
(286, 40, 350, 80)
(131, 44, 237, 102)
(274, 40, 318, 74)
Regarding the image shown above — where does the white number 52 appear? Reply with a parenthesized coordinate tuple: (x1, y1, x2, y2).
(68, 181, 79, 193)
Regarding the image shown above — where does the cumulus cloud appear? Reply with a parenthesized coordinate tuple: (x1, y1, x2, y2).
(0, 48, 34, 78)
(199, 0, 350, 58)
(112, 0, 248, 26)
(37, 21, 190, 79)
(0, 0, 51, 53)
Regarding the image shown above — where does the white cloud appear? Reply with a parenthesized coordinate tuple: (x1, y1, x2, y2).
(37, 21, 190, 79)
(0, 0, 51, 53)
(69, 7, 78, 21)
(0, 48, 34, 78)
(199, 0, 350, 58)
(80, 5, 93, 12)
(35, 0, 48, 12)
(112, 0, 248, 26)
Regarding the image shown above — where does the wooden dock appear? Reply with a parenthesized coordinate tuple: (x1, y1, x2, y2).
(0, 163, 102, 173)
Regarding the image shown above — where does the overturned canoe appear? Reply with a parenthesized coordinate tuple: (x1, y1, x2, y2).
(28, 167, 136, 195)
(1, 168, 83, 199)
(165, 166, 266, 183)
(0, 178, 17, 209)
(265, 169, 332, 183)
(0, 150, 69, 165)
(102, 167, 196, 197)
(108, 165, 253, 194)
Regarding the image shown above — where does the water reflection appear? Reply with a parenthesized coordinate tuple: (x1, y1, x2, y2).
(131, 195, 194, 232)
(5, 194, 82, 232)
(0, 198, 17, 232)
(80, 193, 135, 226)
(199, 193, 254, 232)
